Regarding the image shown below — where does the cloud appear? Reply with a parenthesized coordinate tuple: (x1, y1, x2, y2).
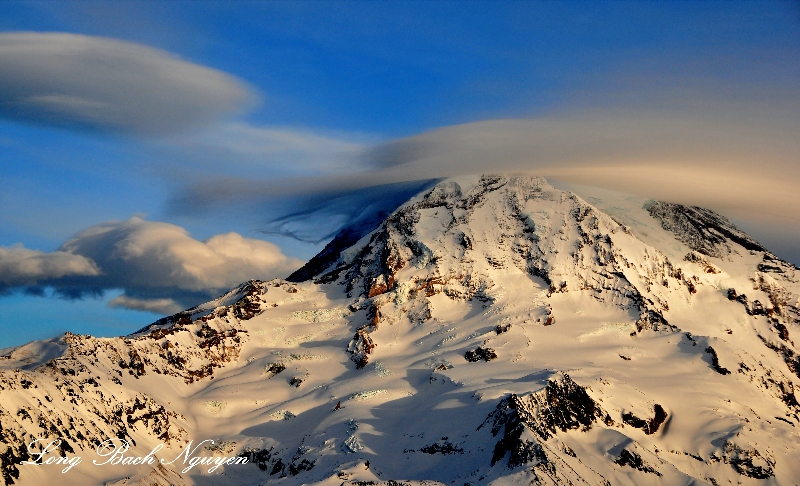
(260, 179, 440, 243)
(108, 295, 182, 315)
(361, 111, 800, 263)
(161, 121, 371, 177)
(168, 101, 800, 264)
(362, 110, 800, 177)
(0, 32, 257, 135)
(200, 123, 368, 169)
(0, 245, 99, 289)
(1, 218, 303, 312)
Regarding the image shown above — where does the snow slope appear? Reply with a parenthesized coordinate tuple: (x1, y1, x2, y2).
(0, 174, 798, 486)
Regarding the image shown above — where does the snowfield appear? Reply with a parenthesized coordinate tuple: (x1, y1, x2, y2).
(1, 174, 798, 485)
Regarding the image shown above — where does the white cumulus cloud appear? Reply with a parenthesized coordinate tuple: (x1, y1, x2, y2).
(0, 244, 99, 289)
(1, 218, 303, 313)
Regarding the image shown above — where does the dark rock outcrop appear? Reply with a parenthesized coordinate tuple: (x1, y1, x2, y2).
(614, 449, 662, 476)
(348, 328, 377, 369)
(480, 374, 607, 468)
(646, 201, 765, 258)
(621, 404, 668, 435)
(705, 347, 731, 375)
(465, 347, 497, 362)
(719, 441, 775, 479)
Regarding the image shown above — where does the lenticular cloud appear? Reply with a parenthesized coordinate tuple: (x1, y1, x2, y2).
(0, 32, 257, 135)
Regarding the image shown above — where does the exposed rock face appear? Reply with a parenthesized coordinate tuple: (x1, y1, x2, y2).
(726, 269, 800, 393)
(464, 347, 497, 362)
(754, 272, 800, 328)
(348, 328, 376, 369)
(614, 448, 662, 476)
(481, 375, 607, 468)
(418, 439, 464, 455)
(646, 201, 765, 258)
(621, 404, 668, 435)
(704, 346, 731, 375)
(758, 252, 799, 277)
(56, 310, 248, 386)
(719, 441, 776, 479)
(133, 280, 270, 334)
(684, 251, 720, 273)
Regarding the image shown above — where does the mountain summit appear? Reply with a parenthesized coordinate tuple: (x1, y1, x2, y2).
(1, 174, 799, 485)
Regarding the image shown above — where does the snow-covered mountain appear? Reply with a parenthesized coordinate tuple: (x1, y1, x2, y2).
(1, 174, 799, 485)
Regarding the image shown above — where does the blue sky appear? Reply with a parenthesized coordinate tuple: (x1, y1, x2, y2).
(1, 1, 799, 348)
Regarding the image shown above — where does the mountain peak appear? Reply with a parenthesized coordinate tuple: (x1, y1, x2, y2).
(2, 173, 800, 485)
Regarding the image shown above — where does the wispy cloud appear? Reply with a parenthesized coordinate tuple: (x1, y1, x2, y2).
(163, 121, 371, 176)
(166, 100, 800, 263)
(0, 32, 257, 135)
(108, 295, 182, 315)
